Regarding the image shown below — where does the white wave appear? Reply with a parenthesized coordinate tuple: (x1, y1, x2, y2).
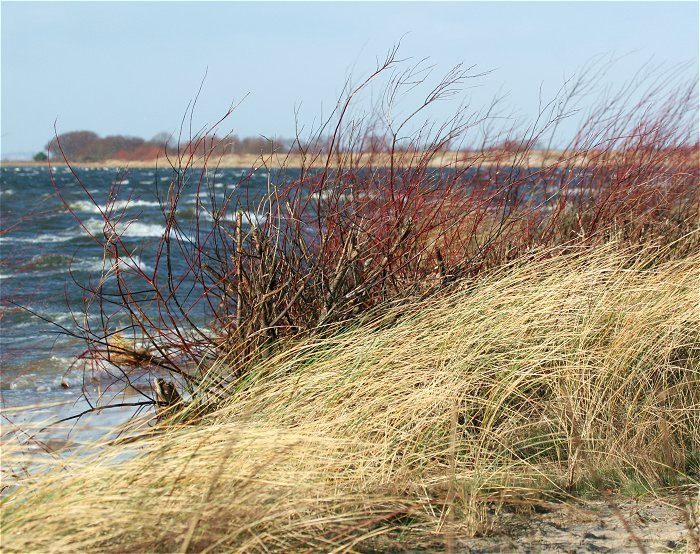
(0, 258, 103, 279)
(196, 209, 266, 226)
(0, 188, 14, 195)
(70, 257, 110, 273)
(48, 315, 75, 325)
(69, 200, 106, 213)
(119, 221, 165, 238)
(69, 199, 161, 214)
(84, 218, 165, 238)
(0, 232, 79, 244)
(0, 255, 153, 280)
(72, 256, 153, 273)
(180, 191, 223, 205)
(240, 210, 266, 225)
(121, 256, 154, 274)
(95, 254, 154, 274)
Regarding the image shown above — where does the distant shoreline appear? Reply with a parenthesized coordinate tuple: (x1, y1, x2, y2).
(1, 150, 577, 169)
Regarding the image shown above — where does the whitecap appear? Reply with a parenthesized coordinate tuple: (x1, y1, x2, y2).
(118, 221, 165, 238)
(0, 256, 153, 280)
(84, 218, 165, 238)
(94, 254, 154, 274)
(198, 209, 266, 226)
(0, 232, 79, 244)
(69, 199, 161, 214)
(0, 257, 108, 279)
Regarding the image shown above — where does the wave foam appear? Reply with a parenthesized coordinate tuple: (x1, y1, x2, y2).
(69, 199, 161, 214)
(197, 209, 266, 225)
(84, 218, 165, 238)
(0, 232, 79, 244)
(0, 255, 154, 279)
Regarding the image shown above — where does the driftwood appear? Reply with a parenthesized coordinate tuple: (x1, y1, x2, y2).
(153, 378, 183, 420)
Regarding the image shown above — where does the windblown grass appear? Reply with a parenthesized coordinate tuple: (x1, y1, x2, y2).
(2, 240, 699, 552)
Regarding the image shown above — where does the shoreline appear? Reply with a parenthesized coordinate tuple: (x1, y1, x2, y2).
(1, 150, 576, 169)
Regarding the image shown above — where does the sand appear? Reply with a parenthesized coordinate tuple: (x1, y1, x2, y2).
(460, 494, 699, 553)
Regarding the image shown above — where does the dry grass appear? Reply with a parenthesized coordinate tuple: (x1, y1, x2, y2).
(2, 239, 699, 552)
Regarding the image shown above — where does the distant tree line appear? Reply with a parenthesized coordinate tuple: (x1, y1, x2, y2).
(41, 131, 297, 162)
(38, 130, 544, 163)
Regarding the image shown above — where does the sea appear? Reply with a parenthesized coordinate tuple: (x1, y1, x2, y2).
(0, 164, 275, 441)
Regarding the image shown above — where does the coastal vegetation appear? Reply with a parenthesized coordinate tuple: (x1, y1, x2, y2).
(3, 242, 699, 552)
(2, 50, 699, 551)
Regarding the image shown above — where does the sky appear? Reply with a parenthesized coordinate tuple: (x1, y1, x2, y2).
(1, 1, 698, 158)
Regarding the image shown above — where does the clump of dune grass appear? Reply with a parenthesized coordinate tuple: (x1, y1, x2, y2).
(2, 239, 699, 552)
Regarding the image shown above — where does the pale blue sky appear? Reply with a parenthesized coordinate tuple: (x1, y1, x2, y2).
(1, 1, 698, 157)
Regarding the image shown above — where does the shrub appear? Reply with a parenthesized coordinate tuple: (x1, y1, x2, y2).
(48, 49, 699, 412)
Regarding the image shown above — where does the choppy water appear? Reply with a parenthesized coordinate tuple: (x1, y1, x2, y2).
(1, 165, 274, 433)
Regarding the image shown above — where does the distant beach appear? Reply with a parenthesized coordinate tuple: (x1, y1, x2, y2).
(2, 150, 574, 169)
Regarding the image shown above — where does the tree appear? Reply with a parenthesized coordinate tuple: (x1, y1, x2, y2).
(46, 131, 99, 159)
(33, 152, 48, 161)
(150, 132, 173, 148)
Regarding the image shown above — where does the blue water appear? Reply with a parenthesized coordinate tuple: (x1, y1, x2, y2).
(0, 165, 275, 429)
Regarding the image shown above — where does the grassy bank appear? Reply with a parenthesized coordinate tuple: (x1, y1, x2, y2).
(3, 241, 699, 552)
